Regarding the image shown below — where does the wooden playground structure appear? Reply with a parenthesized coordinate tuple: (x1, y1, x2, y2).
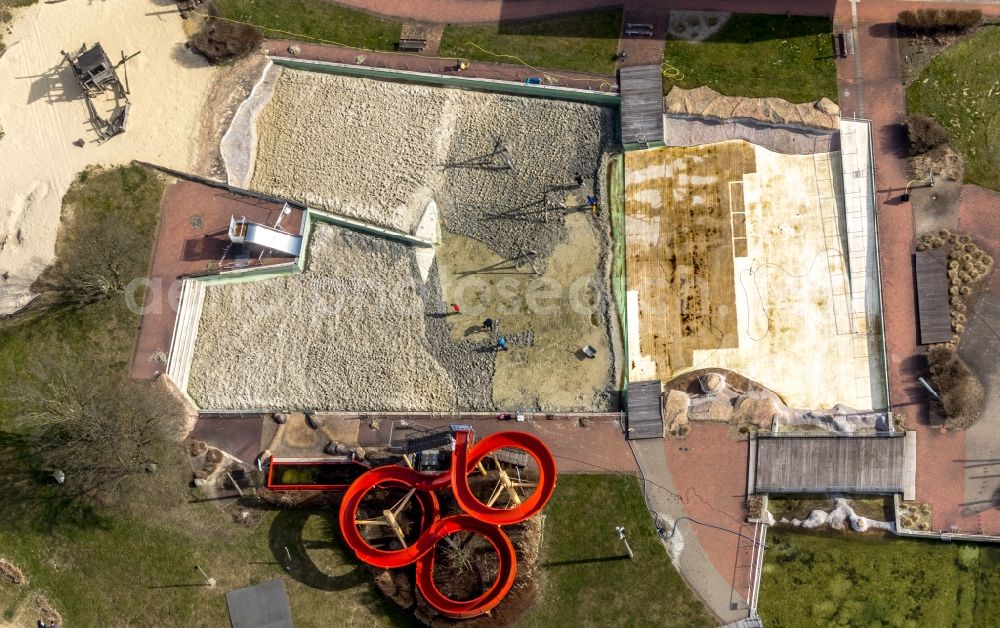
(60, 42, 140, 141)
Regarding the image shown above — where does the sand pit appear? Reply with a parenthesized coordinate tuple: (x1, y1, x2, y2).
(189, 223, 459, 411)
(247, 69, 613, 248)
(0, 0, 220, 314)
(191, 73, 618, 411)
(189, 218, 616, 412)
(626, 141, 884, 410)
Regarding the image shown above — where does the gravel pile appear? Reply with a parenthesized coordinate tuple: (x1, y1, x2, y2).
(251, 70, 459, 233)
(417, 266, 496, 411)
(188, 223, 459, 411)
(438, 94, 614, 267)
(250, 69, 615, 267)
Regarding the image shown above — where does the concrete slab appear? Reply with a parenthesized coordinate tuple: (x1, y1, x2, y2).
(625, 140, 886, 410)
(904, 431, 917, 501)
(911, 180, 961, 237)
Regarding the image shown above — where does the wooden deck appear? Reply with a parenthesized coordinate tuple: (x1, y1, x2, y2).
(914, 250, 952, 345)
(619, 65, 663, 148)
(754, 433, 906, 494)
(626, 380, 663, 439)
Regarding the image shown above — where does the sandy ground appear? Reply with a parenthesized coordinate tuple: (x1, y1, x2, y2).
(251, 69, 456, 234)
(189, 223, 457, 411)
(193, 72, 617, 411)
(626, 141, 883, 410)
(0, 0, 220, 314)
(437, 213, 615, 411)
(248, 69, 612, 245)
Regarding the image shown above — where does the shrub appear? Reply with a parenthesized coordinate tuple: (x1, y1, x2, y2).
(907, 113, 950, 155)
(898, 9, 982, 31)
(927, 344, 984, 428)
(190, 17, 262, 64)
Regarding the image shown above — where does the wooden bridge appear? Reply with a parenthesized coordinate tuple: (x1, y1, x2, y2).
(751, 431, 916, 499)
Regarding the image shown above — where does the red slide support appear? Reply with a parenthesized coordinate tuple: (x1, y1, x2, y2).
(338, 431, 557, 619)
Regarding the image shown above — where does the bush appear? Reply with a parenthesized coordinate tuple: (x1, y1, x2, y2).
(190, 17, 262, 64)
(927, 344, 984, 429)
(898, 9, 982, 32)
(907, 113, 951, 155)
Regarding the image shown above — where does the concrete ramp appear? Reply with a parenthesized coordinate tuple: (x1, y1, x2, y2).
(754, 432, 908, 494)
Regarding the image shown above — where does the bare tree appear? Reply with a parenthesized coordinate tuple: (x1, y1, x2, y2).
(37, 215, 145, 306)
(8, 349, 180, 496)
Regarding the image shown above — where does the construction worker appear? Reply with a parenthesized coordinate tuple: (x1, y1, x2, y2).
(497, 337, 508, 351)
(450, 303, 460, 315)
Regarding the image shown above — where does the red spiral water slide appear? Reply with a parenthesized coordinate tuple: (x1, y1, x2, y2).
(338, 430, 557, 618)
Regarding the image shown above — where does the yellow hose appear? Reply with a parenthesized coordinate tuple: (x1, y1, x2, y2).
(662, 59, 683, 80)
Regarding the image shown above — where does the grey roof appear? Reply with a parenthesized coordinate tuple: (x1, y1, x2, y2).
(754, 433, 905, 494)
(226, 579, 294, 628)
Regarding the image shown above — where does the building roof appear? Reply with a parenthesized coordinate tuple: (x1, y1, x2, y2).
(226, 579, 293, 628)
(754, 433, 906, 494)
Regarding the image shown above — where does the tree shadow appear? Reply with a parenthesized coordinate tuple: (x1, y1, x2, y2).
(0, 432, 109, 532)
(879, 123, 910, 159)
(868, 22, 898, 39)
(683, 12, 837, 44)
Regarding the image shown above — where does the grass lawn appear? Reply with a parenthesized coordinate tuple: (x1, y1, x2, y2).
(520, 474, 713, 627)
(662, 14, 837, 103)
(214, 0, 402, 51)
(0, 165, 163, 417)
(759, 530, 1000, 627)
(438, 9, 622, 76)
(0, 458, 410, 626)
(0, 166, 409, 626)
(908, 26, 1000, 191)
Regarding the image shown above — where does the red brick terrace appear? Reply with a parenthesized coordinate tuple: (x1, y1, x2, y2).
(130, 180, 304, 379)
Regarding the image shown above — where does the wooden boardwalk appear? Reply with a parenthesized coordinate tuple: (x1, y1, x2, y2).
(619, 65, 663, 148)
(914, 250, 951, 345)
(626, 380, 663, 439)
(754, 433, 906, 494)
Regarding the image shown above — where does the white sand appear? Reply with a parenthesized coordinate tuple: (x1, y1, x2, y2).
(0, 0, 220, 314)
(188, 222, 457, 412)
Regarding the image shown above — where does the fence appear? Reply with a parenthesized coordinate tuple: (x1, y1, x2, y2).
(270, 56, 621, 107)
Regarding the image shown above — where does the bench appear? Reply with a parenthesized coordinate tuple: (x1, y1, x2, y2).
(833, 32, 849, 58)
(397, 38, 427, 52)
(624, 23, 655, 37)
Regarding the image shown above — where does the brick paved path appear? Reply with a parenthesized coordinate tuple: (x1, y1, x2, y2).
(631, 433, 749, 624)
(266, 39, 615, 90)
(328, 0, 835, 23)
(842, 0, 1000, 534)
